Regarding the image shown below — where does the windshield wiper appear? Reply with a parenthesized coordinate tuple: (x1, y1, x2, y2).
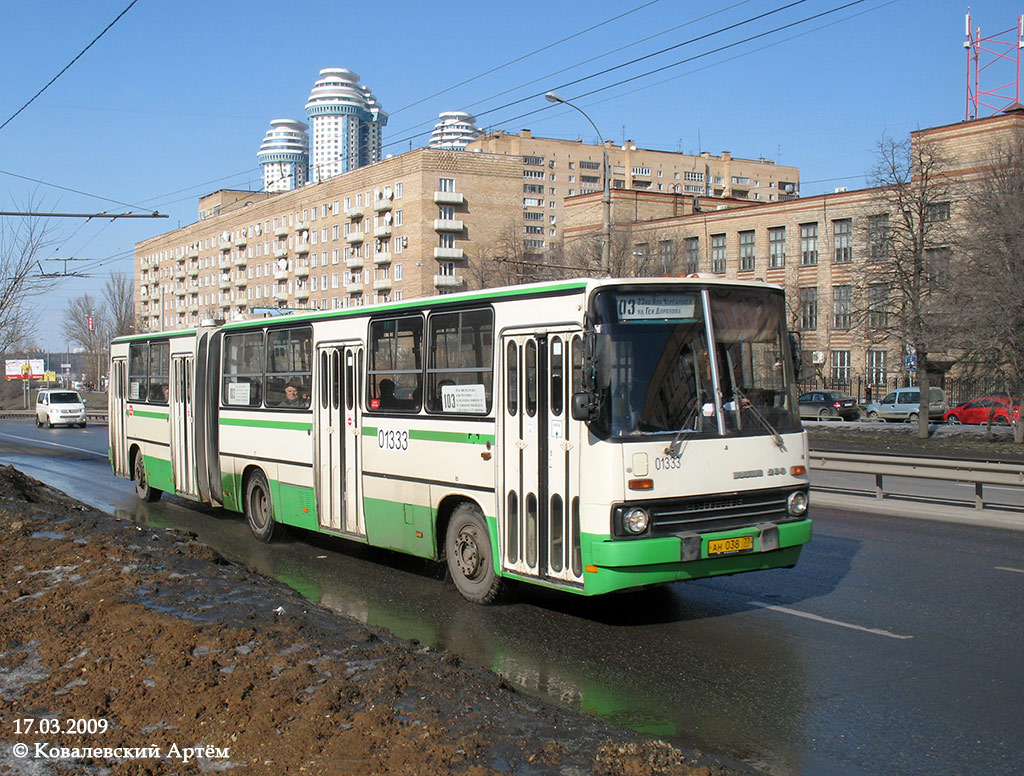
(665, 401, 701, 458)
(732, 385, 786, 450)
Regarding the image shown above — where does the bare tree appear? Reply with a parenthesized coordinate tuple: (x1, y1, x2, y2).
(950, 126, 1024, 441)
(0, 202, 58, 354)
(104, 272, 136, 338)
(61, 293, 109, 388)
(861, 135, 958, 438)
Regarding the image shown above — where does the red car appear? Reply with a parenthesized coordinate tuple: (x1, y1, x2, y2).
(943, 396, 1021, 425)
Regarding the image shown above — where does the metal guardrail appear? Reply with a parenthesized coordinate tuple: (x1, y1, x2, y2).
(810, 450, 1024, 510)
(0, 410, 109, 422)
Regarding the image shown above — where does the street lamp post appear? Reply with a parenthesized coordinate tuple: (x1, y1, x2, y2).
(545, 91, 611, 276)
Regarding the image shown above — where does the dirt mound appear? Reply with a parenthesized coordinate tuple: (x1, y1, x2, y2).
(0, 468, 747, 776)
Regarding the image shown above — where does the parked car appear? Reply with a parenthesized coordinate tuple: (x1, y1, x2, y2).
(35, 389, 87, 428)
(865, 386, 947, 422)
(798, 390, 861, 421)
(943, 395, 1021, 425)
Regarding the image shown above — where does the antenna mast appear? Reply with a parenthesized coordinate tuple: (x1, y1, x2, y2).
(965, 8, 1024, 120)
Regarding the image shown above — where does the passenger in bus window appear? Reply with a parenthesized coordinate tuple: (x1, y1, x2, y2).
(281, 383, 302, 407)
(377, 378, 396, 409)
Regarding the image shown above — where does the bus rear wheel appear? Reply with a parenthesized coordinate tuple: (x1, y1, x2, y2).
(133, 451, 162, 503)
(245, 470, 278, 543)
(446, 503, 503, 604)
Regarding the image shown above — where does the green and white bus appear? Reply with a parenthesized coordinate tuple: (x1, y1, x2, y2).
(109, 277, 811, 603)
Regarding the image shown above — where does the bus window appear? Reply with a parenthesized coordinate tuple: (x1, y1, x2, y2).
(550, 336, 564, 416)
(149, 341, 169, 405)
(506, 341, 518, 416)
(222, 331, 264, 407)
(128, 342, 149, 402)
(426, 308, 493, 414)
(525, 340, 537, 418)
(265, 327, 312, 408)
(368, 316, 422, 412)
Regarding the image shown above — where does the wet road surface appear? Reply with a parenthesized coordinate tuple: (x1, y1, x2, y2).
(2, 420, 1022, 775)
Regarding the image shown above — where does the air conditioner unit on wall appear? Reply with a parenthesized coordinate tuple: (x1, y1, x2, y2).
(812, 351, 826, 364)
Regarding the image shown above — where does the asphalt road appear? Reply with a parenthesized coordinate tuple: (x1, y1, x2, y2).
(1, 420, 1021, 776)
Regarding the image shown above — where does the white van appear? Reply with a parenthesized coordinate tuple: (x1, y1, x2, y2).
(35, 389, 88, 428)
(866, 386, 947, 422)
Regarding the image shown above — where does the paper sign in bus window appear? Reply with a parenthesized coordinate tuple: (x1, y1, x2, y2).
(227, 381, 251, 405)
(441, 384, 486, 413)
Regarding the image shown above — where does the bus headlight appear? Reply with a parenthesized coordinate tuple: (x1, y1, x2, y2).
(622, 507, 650, 534)
(787, 491, 809, 516)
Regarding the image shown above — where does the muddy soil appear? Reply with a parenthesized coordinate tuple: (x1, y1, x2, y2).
(0, 466, 748, 776)
(807, 422, 1024, 461)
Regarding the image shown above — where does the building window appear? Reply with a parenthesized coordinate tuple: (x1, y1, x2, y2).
(867, 349, 887, 385)
(833, 218, 852, 263)
(832, 285, 852, 329)
(768, 226, 786, 268)
(684, 236, 699, 274)
(579, 160, 600, 170)
(868, 283, 888, 329)
(739, 230, 755, 271)
(658, 240, 674, 269)
(800, 223, 818, 266)
(868, 214, 889, 259)
(831, 350, 850, 384)
(800, 287, 818, 330)
(439, 233, 454, 249)
(439, 177, 455, 192)
(927, 202, 950, 222)
(711, 234, 726, 274)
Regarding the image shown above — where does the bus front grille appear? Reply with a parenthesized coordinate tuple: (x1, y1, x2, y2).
(645, 488, 799, 536)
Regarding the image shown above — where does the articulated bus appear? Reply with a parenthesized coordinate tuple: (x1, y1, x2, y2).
(109, 277, 811, 603)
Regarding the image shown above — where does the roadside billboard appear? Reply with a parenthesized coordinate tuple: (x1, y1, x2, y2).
(5, 359, 45, 380)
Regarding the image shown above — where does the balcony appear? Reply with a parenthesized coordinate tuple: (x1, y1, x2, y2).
(373, 224, 391, 239)
(295, 242, 309, 254)
(187, 247, 199, 259)
(274, 248, 288, 259)
(219, 239, 231, 251)
(373, 277, 393, 291)
(234, 235, 247, 247)
(274, 225, 289, 237)
(235, 276, 247, 288)
(345, 255, 363, 269)
(174, 268, 186, 280)
(433, 246, 465, 260)
(373, 198, 392, 213)
(433, 219, 464, 232)
(373, 252, 392, 265)
(218, 258, 232, 270)
(346, 232, 364, 244)
(433, 274, 464, 289)
(346, 206, 364, 220)
(295, 287, 310, 299)
(294, 266, 309, 278)
(219, 277, 231, 290)
(188, 265, 199, 277)
(234, 254, 248, 266)
(295, 221, 309, 233)
(434, 190, 464, 206)
(274, 269, 289, 281)
(346, 280, 364, 293)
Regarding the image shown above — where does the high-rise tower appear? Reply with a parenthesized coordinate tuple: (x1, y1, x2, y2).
(257, 119, 309, 192)
(304, 68, 388, 182)
(428, 111, 483, 150)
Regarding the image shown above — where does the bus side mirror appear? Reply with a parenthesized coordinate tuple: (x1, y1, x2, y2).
(789, 333, 802, 377)
(571, 391, 597, 421)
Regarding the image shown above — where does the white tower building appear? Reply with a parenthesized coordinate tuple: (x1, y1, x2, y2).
(304, 68, 388, 182)
(257, 119, 310, 192)
(428, 111, 483, 150)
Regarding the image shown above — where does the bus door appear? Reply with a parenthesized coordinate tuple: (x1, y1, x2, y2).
(315, 343, 364, 536)
(109, 357, 129, 478)
(170, 354, 197, 498)
(501, 330, 583, 585)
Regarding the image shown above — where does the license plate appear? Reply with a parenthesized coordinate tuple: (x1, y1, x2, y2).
(707, 536, 754, 556)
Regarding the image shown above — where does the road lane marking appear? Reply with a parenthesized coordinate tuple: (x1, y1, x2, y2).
(995, 566, 1024, 574)
(0, 432, 106, 458)
(749, 601, 913, 640)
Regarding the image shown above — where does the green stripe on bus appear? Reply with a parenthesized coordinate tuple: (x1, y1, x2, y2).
(132, 410, 168, 420)
(362, 426, 495, 445)
(219, 417, 313, 431)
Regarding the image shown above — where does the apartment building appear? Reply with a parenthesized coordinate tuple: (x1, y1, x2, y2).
(304, 68, 388, 182)
(466, 129, 800, 258)
(562, 108, 1024, 392)
(135, 148, 521, 332)
(257, 119, 310, 192)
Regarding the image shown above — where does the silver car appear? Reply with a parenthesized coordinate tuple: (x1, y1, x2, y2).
(866, 386, 947, 422)
(35, 389, 88, 428)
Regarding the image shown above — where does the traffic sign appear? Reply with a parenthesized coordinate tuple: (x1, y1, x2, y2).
(905, 356, 917, 371)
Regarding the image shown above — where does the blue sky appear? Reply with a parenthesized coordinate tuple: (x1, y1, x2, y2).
(1, 0, 1020, 350)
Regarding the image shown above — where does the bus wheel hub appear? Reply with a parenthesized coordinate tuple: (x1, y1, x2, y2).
(455, 531, 481, 579)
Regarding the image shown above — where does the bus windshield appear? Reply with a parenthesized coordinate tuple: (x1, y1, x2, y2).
(588, 285, 801, 439)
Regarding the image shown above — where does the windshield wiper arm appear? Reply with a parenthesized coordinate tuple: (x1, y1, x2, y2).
(733, 386, 786, 450)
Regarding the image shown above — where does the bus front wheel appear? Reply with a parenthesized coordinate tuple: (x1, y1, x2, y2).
(446, 503, 503, 604)
(245, 470, 278, 543)
(133, 451, 162, 503)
